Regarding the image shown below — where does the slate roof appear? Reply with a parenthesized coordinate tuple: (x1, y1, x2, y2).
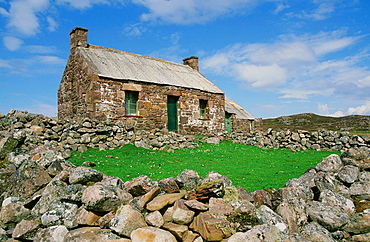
(225, 100, 255, 120)
(78, 45, 224, 94)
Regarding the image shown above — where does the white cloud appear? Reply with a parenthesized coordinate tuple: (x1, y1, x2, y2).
(203, 30, 369, 102)
(279, 88, 335, 99)
(6, 0, 50, 36)
(303, 30, 360, 56)
(56, 0, 110, 9)
(303, 1, 335, 20)
(233, 63, 287, 88)
(319, 101, 370, 117)
(132, 0, 261, 24)
(357, 75, 370, 88)
(3, 0, 119, 38)
(330, 111, 345, 117)
(0, 59, 13, 69)
(24, 45, 57, 54)
(273, 3, 289, 14)
(288, 0, 344, 21)
(0, 7, 10, 16)
(347, 101, 370, 115)
(35, 55, 65, 65)
(3, 36, 23, 51)
(46, 16, 58, 31)
(0, 55, 66, 76)
(123, 23, 147, 36)
(317, 103, 329, 115)
(202, 52, 231, 74)
(249, 42, 316, 65)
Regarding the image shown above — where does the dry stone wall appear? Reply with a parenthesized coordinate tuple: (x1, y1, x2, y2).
(1, 110, 370, 241)
(0, 115, 370, 241)
(1, 110, 369, 163)
(231, 128, 370, 153)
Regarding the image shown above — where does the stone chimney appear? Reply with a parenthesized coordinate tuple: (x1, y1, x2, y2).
(183, 56, 199, 71)
(70, 27, 88, 51)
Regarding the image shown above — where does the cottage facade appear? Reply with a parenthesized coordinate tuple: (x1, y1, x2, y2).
(58, 27, 226, 135)
(225, 100, 256, 133)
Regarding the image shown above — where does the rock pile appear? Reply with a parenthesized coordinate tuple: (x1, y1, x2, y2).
(231, 129, 370, 152)
(0, 143, 369, 241)
(1, 110, 370, 241)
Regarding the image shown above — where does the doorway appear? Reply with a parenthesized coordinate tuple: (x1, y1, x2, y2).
(225, 113, 232, 134)
(167, 96, 179, 132)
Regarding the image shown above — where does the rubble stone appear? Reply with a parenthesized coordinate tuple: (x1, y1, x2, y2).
(337, 165, 360, 184)
(146, 191, 187, 211)
(63, 227, 122, 241)
(69, 166, 103, 184)
(12, 219, 41, 240)
(316, 154, 342, 172)
(306, 201, 350, 231)
(190, 212, 233, 241)
(110, 205, 147, 237)
(145, 211, 164, 227)
(300, 222, 335, 242)
(34, 225, 69, 242)
(81, 184, 132, 212)
(131, 227, 177, 242)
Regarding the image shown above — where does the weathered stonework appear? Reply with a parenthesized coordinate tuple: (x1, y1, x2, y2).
(58, 27, 226, 135)
(59, 71, 225, 135)
(229, 115, 258, 133)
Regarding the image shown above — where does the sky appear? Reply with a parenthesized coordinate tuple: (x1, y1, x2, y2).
(0, 0, 370, 119)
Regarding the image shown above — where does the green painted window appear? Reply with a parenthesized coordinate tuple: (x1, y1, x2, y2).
(125, 91, 139, 115)
(199, 99, 207, 119)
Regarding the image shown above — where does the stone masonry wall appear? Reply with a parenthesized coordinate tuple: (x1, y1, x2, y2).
(228, 117, 263, 134)
(58, 48, 225, 136)
(58, 49, 96, 121)
(68, 75, 225, 135)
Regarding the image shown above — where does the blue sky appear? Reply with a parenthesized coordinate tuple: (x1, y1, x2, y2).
(1, 0, 369, 118)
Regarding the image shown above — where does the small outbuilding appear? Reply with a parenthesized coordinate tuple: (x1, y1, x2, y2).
(225, 100, 256, 133)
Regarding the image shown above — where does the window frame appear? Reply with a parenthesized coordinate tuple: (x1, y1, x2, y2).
(199, 99, 208, 120)
(125, 91, 139, 116)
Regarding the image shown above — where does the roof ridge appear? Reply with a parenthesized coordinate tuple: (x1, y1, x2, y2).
(86, 44, 188, 68)
(77, 44, 224, 94)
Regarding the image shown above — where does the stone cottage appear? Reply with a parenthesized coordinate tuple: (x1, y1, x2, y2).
(225, 100, 256, 133)
(58, 27, 255, 135)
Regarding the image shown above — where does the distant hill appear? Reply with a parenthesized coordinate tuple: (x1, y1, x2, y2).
(262, 113, 370, 134)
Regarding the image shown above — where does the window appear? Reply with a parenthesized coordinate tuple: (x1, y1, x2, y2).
(125, 91, 139, 115)
(199, 99, 207, 119)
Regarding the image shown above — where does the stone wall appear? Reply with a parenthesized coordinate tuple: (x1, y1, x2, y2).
(58, 49, 225, 136)
(58, 49, 93, 121)
(229, 116, 254, 133)
(0, 126, 369, 241)
(230, 128, 370, 152)
(85, 77, 226, 135)
(1, 111, 369, 163)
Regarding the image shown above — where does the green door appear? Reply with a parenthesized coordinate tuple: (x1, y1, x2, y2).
(167, 96, 179, 132)
(225, 113, 232, 133)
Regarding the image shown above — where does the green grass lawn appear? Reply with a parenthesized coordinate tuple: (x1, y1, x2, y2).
(68, 140, 340, 192)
